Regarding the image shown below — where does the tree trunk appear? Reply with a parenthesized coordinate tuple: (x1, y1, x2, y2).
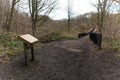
(7, 0, 15, 32)
(68, 16, 70, 32)
(32, 22, 36, 36)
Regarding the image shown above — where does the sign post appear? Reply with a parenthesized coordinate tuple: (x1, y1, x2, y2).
(18, 34, 39, 65)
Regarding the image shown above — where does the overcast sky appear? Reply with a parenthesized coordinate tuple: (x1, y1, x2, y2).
(19, 0, 97, 20)
(49, 0, 97, 20)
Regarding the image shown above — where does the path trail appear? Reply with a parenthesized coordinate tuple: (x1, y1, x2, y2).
(0, 36, 120, 80)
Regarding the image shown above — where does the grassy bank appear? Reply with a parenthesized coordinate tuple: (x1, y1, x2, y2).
(0, 31, 23, 56)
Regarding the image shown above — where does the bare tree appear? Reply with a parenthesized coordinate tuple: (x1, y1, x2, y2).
(0, 0, 4, 28)
(7, 0, 20, 32)
(28, 0, 57, 36)
(93, 0, 113, 34)
(67, 0, 73, 32)
(0, 0, 11, 31)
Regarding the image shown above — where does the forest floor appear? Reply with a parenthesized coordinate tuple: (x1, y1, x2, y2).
(0, 36, 120, 80)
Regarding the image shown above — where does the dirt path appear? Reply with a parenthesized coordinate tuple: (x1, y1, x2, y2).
(0, 36, 120, 80)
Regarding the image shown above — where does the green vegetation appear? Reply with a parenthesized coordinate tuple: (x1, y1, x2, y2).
(109, 40, 120, 52)
(103, 36, 120, 52)
(39, 31, 77, 43)
(0, 31, 23, 56)
(0, 30, 77, 56)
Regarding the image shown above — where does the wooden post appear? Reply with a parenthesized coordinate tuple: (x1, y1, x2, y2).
(23, 43, 28, 66)
(31, 45, 34, 61)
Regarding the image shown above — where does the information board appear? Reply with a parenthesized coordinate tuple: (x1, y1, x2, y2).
(18, 34, 39, 44)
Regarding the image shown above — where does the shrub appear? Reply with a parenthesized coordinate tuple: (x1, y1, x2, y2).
(39, 31, 65, 43)
(0, 32, 23, 56)
(109, 40, 120, 52)
(39, 31, 77, 43)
